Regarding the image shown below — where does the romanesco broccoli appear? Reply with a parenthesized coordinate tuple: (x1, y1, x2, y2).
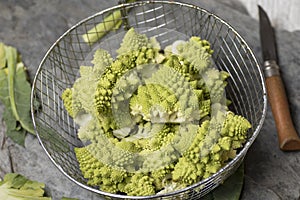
(93, 47, 158, 131)
(91, 48, 113, 76)
(130, 65, 201, 123)
(61, 28, 252, 197)
(171, 110, 251, 184)
(75, 147, 129, 193)
(123, 173, 156, 196)
(175, 36, 213, 73)
(61, 88, 81, 118)
(61, 49, 113, 118)
(202, 68, 230, 103)
(117, 27, 160, 55)
(92, 30, 160, 113)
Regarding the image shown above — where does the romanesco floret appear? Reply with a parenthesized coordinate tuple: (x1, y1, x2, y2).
(87, 136, 137, 171)
(62, 28, 252, 197)
(74, 147, 129, 193)
(131, 124, 176, 151)
(93, 47, 158, 132)
(221, 111, 252, 148)
(91, 48, 113, 76)
(176, 36, 213, 73)
(202, 68, 230, 103)
(123, 173, 156, 196)
(171, 109, 250, 184)
(117, 28, 160, 55)
(72, 66, 99, 115)
(94, 47, 157, 113)
(130, 83, 178, 122)
(61, 88, 81, 118)
(130, 65, 201, 123)
(61, 49, 113, 119)
(164, 54, 195, 78)
(172, 156, 205, 185)
(150, 164, 174, 190)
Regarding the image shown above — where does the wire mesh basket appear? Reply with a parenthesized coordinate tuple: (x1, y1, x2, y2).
(31, 1, 267, 199)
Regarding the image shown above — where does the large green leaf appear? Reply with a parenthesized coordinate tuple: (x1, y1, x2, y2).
(0, 67, 26, 145)
(0, 173, 51, 200)
(6, 46, 34, 134)
(2, 106, 26, 145)
(0, 43, 34, 146)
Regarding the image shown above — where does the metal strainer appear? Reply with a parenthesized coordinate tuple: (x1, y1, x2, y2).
(31, 1, 267, 199)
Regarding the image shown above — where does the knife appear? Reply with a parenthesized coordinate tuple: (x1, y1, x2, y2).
(258, 6, 300, 151)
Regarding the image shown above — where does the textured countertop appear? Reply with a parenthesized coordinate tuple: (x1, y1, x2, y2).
(0, 0, 300, 199)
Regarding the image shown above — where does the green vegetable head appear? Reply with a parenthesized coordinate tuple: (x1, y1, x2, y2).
(61, 28, 252, 196)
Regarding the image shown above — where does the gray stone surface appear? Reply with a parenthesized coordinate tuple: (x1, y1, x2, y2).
(0, 0, 300, 200)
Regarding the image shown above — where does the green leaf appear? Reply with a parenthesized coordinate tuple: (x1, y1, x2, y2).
(201, 163, 244, 200)
(0, 43, 34, 145)
(61, 197, 79, 200)
(0, 173, 51, 200)
(5, 46, 34, 134)
(2, 100, 26, 145)
(0, 66, 26, 145)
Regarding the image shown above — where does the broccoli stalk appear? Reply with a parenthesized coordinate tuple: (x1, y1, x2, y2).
(82, 0, 138, 45)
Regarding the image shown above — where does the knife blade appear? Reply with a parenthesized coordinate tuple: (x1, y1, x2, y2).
(258, 6, 300, 151)
(259, 6, 278, 62)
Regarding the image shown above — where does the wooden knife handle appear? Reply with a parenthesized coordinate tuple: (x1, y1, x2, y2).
(266, 75, 300, 150)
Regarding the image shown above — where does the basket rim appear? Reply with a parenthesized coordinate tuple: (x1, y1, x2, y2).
(30, 0, 268, 199)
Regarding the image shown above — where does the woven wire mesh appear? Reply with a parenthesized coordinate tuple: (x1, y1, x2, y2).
(31, 1, 267, 199)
